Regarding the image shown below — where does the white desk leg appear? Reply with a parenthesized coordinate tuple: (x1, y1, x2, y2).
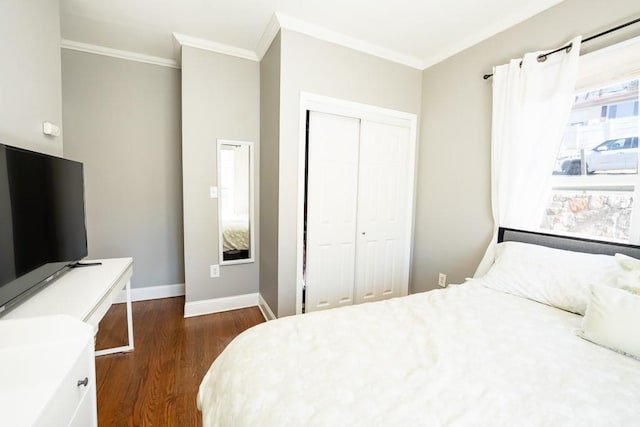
(125, 278, 135, 350)
(95, 279, 135, 357)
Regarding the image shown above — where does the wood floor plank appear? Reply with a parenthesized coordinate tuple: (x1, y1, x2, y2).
(94, 297, 265, 426)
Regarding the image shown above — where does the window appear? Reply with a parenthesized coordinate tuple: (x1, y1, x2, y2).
(540, 34, 640, 243)
(542, 75, 639, 242)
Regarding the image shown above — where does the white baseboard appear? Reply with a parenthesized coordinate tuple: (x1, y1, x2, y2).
(258, 293, 276, 321)
(113, 283, 185, 304)
(184, 293, 259, 318)
(112, 286, 264, 320)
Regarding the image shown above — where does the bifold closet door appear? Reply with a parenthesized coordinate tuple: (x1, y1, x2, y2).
(305, 112, 361, 312)
(354, 120, 411, 303)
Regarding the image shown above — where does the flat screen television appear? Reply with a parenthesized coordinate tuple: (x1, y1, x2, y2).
(0, 143, 88, 316)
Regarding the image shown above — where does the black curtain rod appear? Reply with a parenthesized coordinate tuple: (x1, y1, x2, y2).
(483, 16, 640, 80)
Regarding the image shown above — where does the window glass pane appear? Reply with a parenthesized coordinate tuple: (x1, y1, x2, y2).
(541, 190, 633, 242)
(542, 77, 639, 243)
(554, 79, 638, 176)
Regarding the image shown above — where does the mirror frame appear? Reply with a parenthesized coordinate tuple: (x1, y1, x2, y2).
(217, 139, 255, 266)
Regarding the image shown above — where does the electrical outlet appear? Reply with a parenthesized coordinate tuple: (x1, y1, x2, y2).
(438, 273, 447, 287)
(210, 264, 220, 278)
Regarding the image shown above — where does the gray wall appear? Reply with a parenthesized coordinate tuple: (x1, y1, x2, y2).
(62, 50, 184, 289)
(272, 29, 423, 316)
(0, 0, 63, 156)
(181, 46, 260, 304)
(259, 33, 281, 314)
(413, 0, 640, 292)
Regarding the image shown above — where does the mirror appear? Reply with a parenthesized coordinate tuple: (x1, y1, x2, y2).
(217, 140, 254, 265)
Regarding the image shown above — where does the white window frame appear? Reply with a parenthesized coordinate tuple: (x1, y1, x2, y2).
(547, 36, 640, 243)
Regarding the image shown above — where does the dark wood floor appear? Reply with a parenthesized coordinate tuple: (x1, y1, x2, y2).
(94, 297, 265, 426)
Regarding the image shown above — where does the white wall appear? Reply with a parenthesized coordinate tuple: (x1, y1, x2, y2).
(413, 0, 640, 292)
(181, 46, 260, 305)
(0, 0, 63, 156)
(62, 50, 184, 290)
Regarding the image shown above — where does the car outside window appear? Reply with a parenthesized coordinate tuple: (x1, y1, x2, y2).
(543, 77, 639, 242)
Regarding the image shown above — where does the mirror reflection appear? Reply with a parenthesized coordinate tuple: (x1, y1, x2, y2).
(218, 141, 253, 264)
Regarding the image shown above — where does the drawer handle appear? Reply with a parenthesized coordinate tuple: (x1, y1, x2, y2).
(77, 377, 89, 387)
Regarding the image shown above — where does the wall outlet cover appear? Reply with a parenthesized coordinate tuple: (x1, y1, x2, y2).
(210, 264, 220, 278)
(438, 273, 446, 287)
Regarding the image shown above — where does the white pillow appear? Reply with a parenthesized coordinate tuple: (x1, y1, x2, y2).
(577, 285, 640, 359)
(615, 253, 640, 293)
(479, 241, 619, 314)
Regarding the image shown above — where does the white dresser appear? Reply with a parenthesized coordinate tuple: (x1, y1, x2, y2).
(0, 258, 134, 425)
(0, 315, 97, 426)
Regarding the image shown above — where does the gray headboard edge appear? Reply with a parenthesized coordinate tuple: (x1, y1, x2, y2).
(498, 227, 640, 259)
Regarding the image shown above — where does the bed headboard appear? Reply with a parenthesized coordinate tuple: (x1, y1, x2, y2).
(498, 227, 640, 259)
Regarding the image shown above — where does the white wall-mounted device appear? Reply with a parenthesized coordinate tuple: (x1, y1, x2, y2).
(42, 121, 60, 137)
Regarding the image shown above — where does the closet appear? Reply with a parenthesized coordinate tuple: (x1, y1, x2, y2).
(304, 109, 415, 312)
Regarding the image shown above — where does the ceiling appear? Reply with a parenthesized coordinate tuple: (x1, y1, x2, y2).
(60, 0, 565, 69)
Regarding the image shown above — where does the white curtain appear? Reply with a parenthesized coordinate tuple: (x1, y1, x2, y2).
(475, 37, 582, 277)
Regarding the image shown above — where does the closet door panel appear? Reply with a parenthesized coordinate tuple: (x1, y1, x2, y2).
(355, 120, 411, 304)
(305, 112, 361, 312)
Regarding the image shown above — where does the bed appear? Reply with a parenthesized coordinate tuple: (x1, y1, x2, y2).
(197, 228, 640, 426)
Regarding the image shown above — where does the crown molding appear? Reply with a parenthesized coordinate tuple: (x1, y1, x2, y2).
(255, 13, 282, 60)
(173, 32, 259, 62)
(254, 13, 425, 69)
(274, 13, 424, 70)
(64, 15, 428, 70)
(420, 0, 564, 68)
(60, 39, 180, 69)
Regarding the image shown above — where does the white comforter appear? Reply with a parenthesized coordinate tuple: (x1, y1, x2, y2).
(197, 282, 640, 426)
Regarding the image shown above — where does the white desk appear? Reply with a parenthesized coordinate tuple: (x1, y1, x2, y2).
(3, 258, 134, 356)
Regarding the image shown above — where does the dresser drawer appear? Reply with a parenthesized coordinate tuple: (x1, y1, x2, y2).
(69, 377, 97, 427)
(35, 340, 96, 426)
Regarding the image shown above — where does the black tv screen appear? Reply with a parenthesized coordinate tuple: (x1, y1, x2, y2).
(0, 143, 87, 315)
